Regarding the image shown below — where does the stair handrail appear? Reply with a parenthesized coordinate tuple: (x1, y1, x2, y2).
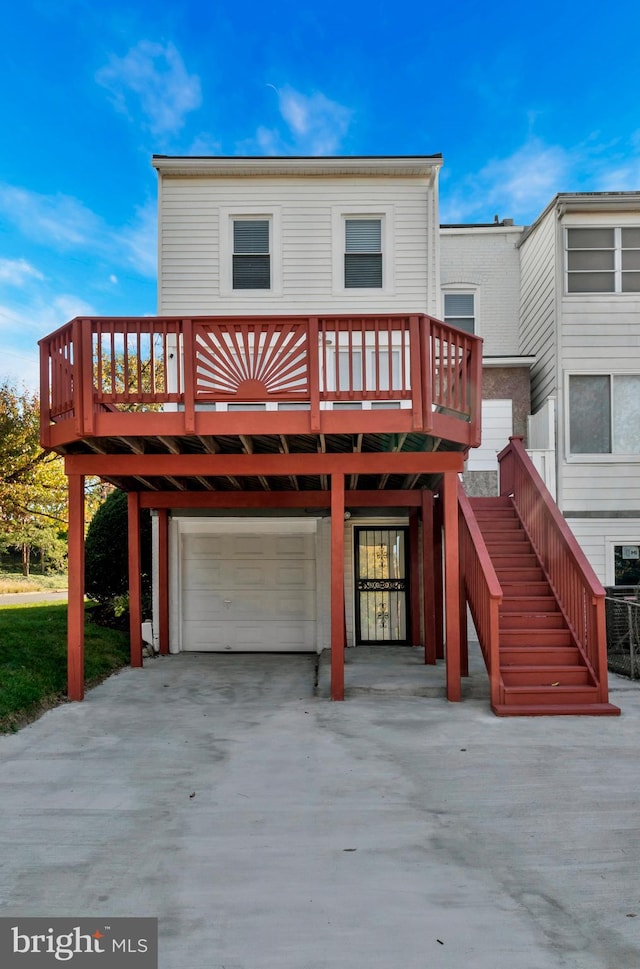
(498, 436, 609, 700)
(458, 482, 503, 709)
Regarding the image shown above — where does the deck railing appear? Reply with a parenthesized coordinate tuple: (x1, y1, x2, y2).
(39, 314, 482, 445)
(498, 437, 609, 698)
(458, 482, 503, 708)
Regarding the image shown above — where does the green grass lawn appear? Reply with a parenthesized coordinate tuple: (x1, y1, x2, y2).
(0, 602, 129, 732)
(0, 564, 68, 595)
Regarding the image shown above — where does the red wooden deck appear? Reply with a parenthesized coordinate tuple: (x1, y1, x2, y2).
(39, 313, 481, 472)
(39, 313, 483, 706)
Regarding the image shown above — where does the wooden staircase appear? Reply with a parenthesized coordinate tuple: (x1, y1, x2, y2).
(468, 496, 619, 715)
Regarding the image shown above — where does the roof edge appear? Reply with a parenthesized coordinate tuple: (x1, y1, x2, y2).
(519, 191, 640, 246)
(151, 154, 443, 179)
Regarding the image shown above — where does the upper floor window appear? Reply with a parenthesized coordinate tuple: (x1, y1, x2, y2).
(444, 293, 475, 334)
(568, 373, 640, 454)
(566, 227, 640, 294)
(345, 218, 382, 288)
(233, 219, 270, 289)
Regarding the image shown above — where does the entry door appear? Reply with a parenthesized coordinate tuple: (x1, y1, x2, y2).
(354, 527, 410, 645)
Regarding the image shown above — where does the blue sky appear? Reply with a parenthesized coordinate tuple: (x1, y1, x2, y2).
(2, 0, 640, 387)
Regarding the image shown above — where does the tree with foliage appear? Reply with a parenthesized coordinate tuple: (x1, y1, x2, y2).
(85, 489, 152, 624)
(0, 381, 69, 575)
(94, 334, 166, 412)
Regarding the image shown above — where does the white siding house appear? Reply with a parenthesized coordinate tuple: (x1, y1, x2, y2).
(151, 155, 446, 654)
(154, 155, 442, 318)
(519, 193, 640, 587)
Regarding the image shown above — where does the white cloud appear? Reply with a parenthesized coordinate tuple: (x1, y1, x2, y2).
(0, 258, 44, 286)
(188, 133, 223, 156)
(441, 138, 573, 224)
(0, 293, 96, 335)
(0, 293, 96, 390)
(48, 294, 96, 324)
(115, 199, 157, 278)
(247, 85, 353, 156)
(481, 143, 569, 210)
(598, 160, 640, 192)
(0, 344, 41, 390)
(97, 40, 202, 136)
(0, 183, 157, 279)
(0, 184, 102, 249)
(440, 132, 640, 225)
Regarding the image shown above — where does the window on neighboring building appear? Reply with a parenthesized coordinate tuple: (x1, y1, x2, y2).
(569, 374, 640, 453)
(566, 227, 640, 293)
(345, 219, 382, 288)
(614, 545, 640, 586)
(444, 293, 475, 333)
(233, 219, 270, 289)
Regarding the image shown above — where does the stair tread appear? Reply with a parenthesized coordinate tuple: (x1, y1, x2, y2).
(500, 645, 579, 652)
(500, 628, 571, 649)
(501, 663, 583, 671)
(501, 638, 572, 645)
(503, 684, 599, 694)
(493, 559, 540, 565)
(492, 703, 621, 717)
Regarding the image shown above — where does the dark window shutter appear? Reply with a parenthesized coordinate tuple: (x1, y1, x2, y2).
(345, 219, 382, 288)
(444, 294, 474, 317)
(233, 220, 270, 289)
(444, 294, 475, 333)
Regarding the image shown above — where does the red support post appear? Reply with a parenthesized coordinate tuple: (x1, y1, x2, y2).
(458, 496, 469, 676)
(443, 471, 461, 702)
(128, 492, 143, 668)
(72, 318, 84, 440)
(409, 315, 423, 431)
(459, 534, 469, 678)
(39, 338, 51, 449)
(330, 473, 345, 700)
(80, 319, 95, 437)
(67, 474, 85, 701)
(469, 332, 483, 448)
(409, 510, 421, 647)
(434, 493, 444, 660)
(308, 317, 321, 432)
(182, 319, 196, 434)
(157, 508, 170, 655)
(421, 316, 434, 433)
(421, 491, 437, 665)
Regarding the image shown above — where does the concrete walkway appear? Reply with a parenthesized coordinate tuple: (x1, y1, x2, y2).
(1, 646, 639, 969)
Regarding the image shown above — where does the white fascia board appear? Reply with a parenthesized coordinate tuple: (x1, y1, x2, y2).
(440, 225, 524, 236)
(482, 356, 536, 368)
(557, 192, 640, 215)
(151, 155, 443, 182)
(520, 192, 640, 247)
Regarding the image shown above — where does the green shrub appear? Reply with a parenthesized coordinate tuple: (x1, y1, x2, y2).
(85, 490, 152, 624)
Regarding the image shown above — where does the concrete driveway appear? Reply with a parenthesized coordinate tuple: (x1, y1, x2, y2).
(1, 648, 639, 969)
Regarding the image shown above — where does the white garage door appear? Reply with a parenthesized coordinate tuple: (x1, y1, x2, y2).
(181, 531, 316, 652)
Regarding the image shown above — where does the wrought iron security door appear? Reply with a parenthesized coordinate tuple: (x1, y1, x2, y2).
(355, 527, 410, 644)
